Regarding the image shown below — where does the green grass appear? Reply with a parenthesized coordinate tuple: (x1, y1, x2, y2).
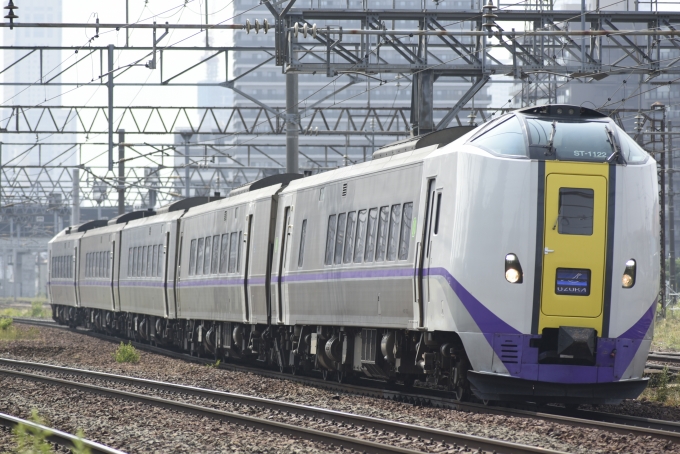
(0, 299, 51, 319)
(640, 367, 680, 406)
(652, 308, 680, 352)
(0, 319, 39, 342)
(113, 342, 140, 363)
(5, 409, 91, 454)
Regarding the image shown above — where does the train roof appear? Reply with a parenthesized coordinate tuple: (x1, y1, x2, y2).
(229, 173, 303, 197)
(372, 125, 476, 160)
(184, 182, 285, 218)
(107, 209, 156, 225)
(516, 104, 608, 119)
(155, 195, 223, 214)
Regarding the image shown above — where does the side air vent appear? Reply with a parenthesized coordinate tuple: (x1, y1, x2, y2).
(499, 339, 520, 364)
(342, 183, 348, 197)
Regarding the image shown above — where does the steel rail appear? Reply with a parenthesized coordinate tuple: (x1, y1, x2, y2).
(12, 319, 680, 442)
(0, 411, 126, 454)
(0, 366, 562, 454)
(648, 353, 680, 365)
(0, 358, 564, 454)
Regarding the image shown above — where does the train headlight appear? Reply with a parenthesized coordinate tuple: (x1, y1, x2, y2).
(505, 253, 523, 284)
(622, 259, 636, 288)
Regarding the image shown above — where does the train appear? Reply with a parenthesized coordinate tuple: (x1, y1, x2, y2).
(48, 104, 659, 405)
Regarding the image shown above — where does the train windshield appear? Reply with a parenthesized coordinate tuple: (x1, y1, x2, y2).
(526, 118, 612, 162)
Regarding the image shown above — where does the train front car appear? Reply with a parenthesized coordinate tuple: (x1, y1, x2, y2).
(438, 105, 659, 404)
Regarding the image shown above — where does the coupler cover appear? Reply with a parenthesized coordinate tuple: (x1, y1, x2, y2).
(557, 326, 596, 363)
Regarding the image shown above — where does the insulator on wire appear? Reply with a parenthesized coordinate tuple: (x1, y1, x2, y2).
(303, 23, 308, 38)
(255, 19, 260, 34)
(245, 19, 251, 34)
(482, 0, 497, 34)
(312, 23, 317, 39)
(293, 22, 299, 38)
(263, 18, 269, 34)
(4, 0, 18, 31)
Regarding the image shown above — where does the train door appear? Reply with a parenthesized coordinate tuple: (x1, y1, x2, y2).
(277, 206, 291, 324)
(74, 245, 80, 307)
(110, 238, 117, 311)
(163, 231, 171, 317)
(243, 214, 253, 322)
(417, 178, 437, 327)
(539, 166, 608, 333)
(175, 233, 183, 316)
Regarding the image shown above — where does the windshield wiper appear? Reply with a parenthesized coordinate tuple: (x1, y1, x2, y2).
(547, 120, 557, 154)
(605, 125, 627, 165)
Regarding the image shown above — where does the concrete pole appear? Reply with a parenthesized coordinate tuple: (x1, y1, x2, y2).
(10, 218, 14, 301)
(669, 120, 676, 302)
(580, 0, 586, 72)
(72, 168, 80, 226)
(185, 138, 191, 198)
(285, 72, 299, 174)
(118, 129, 126, 215)
(107, 44, 114, 172)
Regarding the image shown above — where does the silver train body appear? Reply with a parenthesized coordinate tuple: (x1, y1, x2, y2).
(48, 105, 659, 404)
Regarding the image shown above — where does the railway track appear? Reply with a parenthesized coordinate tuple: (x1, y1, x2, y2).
(0, 359, 563, 454)
(11, 318, 680, 444)
(648, 352, 680, 366)
(0, 410, 125, 454)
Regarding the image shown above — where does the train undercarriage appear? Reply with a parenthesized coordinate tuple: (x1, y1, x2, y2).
(52, 304, 473, 400)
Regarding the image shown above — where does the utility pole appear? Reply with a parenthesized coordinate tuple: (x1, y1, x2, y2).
(107, 44, 114, 171)
(669, 120, 676, 305)
(72, 168, 80, 226)
(118, 129, 125, 215)
(286, 72, 299, 174)
(181, 133, 193, 198)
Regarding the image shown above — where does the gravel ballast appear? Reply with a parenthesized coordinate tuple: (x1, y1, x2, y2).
(0, 324, 678, 453)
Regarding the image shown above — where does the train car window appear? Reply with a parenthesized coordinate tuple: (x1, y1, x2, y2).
(434, 193, 442, 235)
(375, 206, 390, 262)
(343, 212, 356, 263)
(83, 254, 87, 277)
(354, 210, 367, 263)
(237, 231, 242, 272)
(386, 204, 402, 261)
(70, 256, 72, 278)
(128, 248, 133, 277)
(141, 246, 147, 277)
(334, 213, 347, 265)
(618, 131, 649, 164)
(364, 208, 378, 262)
(132, 248, 137, 277)
(146, 247, 152, 277)
(196, 238, 205, 275)
(471, 115, 526, 156)
(325, 215, 337, 265)
(557, 188, 594, 235)
(157, 245, 163, 277)
(101, 252, 105, 277)
(189, 239, 197, 276)
(298, 220, 307, 268)
(219, 234, 229, 274)
(93, 252, 97, 277)
(229, 232, 238, 273)
(137, 247, 144, 277)
(204, 236, 213, 275)
(211, 235, 220, 274)
(399, 202, 413, 260)
(107, 251, 111, 277)
(152, 245, 158, 277)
